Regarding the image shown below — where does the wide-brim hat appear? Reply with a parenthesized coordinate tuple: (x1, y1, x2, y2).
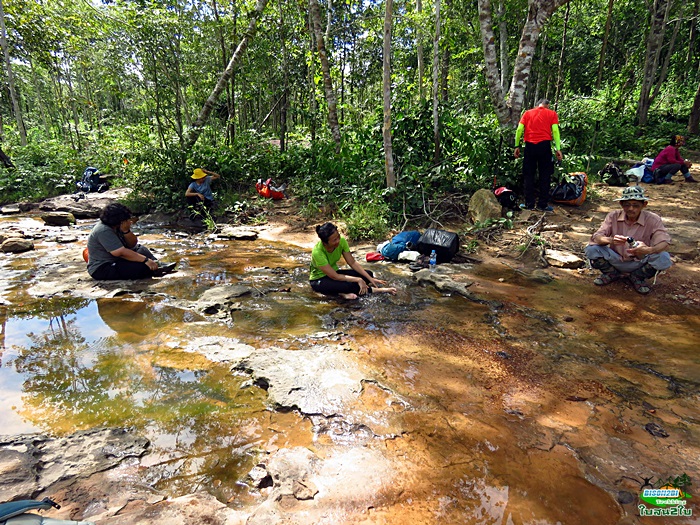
(614, 185, 649, 201)
(191, 168, 206, 180)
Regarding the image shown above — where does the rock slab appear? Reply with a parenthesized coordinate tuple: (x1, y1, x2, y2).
(544, 248, 585, 269)
(1, 237, 34, 253)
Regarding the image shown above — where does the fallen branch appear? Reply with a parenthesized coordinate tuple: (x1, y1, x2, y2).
(516, 212, 548, 259)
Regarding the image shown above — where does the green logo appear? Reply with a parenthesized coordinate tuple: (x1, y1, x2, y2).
(638, 474, 693, 517)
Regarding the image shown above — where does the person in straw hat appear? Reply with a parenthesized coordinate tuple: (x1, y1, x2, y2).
(584, 186, 672, 294)
(185, 168, 221, 214)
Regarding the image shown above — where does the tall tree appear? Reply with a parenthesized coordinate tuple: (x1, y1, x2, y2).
(478, 0, 571, 127)
(185, 0, 269, 150)
(636, 0, 669, 127)
(309, 0, 342, 150)
(432, 0, 442, 163)
(498, 1, 509, 93)
(595, 0, 614, 89)
(417, 0, 425, 101)
(383, 0, 395, 188)
(554, 2, 570, 107)
(650, 0, 684, 104)
(0, 0, 26, 145)
(689, 81, 700, 134)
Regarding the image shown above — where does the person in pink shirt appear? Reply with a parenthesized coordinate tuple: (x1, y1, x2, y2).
(650, 135, 695, 183)
(584, 186, 672, 294)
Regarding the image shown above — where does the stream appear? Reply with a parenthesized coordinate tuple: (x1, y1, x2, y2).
(1, 216, 699, 524)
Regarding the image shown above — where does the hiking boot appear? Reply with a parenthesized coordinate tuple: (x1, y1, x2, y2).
(628, 264, 657, 294)
(628, 273, 651, 294)
(684, 176, 698, 183)
(593, 271, 621, 286)
(537, 205, 554, 212)
(519, 203, 534, 210)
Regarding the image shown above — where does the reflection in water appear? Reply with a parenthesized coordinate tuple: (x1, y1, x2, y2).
(1, 297, 306, 501)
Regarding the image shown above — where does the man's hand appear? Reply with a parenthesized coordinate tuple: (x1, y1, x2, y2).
(514, 147, 521, 159)
(611, 235, 628, 245)
(555, 150, 563, 161)
(627, 242, 650, 258)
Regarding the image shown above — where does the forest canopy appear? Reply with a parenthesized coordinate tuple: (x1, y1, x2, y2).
(0, 0, 698, 236)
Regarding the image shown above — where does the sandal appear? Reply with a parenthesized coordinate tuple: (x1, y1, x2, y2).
(629, 274, 651, 294)
(593, 272, 621, 286)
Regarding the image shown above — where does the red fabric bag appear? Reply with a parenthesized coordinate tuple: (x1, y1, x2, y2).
(365, 252, 385, 262)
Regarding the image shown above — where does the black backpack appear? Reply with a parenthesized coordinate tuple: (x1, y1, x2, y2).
(76, 166, 109, 193)
(598, 162, 627, 187)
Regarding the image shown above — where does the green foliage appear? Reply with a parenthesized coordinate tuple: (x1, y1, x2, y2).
(656, 473, 692, 491)
(342, 197, 390, 241)
(468, 211, 514, 232)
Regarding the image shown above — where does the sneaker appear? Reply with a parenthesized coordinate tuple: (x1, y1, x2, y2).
(628, 273, 651, 294)
(537, 205, 554, 212)
(684, 176, 698, 183)
(519, 203, 534, 210)
(593, 272, 621, 286)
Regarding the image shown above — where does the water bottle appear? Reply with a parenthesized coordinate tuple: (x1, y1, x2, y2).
(627, 237, 640, 248)
(429, 250, 437, 270)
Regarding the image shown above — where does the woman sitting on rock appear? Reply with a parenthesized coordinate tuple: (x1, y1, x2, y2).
(309, 222, 396, 300)
(651, 135, 696, 184)
(86, 203, 174, 280)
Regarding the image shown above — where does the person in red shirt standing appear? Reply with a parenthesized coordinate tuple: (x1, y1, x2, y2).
(650, 135, 695, 184)
(513, 99, 563, 211)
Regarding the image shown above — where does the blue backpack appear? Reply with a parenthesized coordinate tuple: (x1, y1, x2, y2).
(381, 231, 421, 261)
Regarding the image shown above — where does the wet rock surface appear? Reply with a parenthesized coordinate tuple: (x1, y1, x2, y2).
(0, 429, 149, 502)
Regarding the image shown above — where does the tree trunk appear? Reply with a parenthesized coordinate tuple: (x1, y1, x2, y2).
(185, 0, 268, 150)
(0, 0, 27, 146)
(65, 64, 83, 151)
(531, 32, 547, 108)
(687, 0, 699, 74)
(689, 81, 700, 134)
(30, 59, 51, 138)
(637, 0, 669, 128)
(432, 0, 442, 163)
(478, 0, 571, 127)
(554, 2, 570, 108)
(650, 0, 684, 104)
(325, 0, 332, 44)
(309, 15, 317, 144)
(278, 0, 289, 152)
(440, 43, 449, 102)
(417, 0, 425, 101)
(211, 0, 235, 145)
(498, 1, 509, 93)
(595, 0, 614, 89)
(309, 0, 342, 150)
(383, 0, 395, 188)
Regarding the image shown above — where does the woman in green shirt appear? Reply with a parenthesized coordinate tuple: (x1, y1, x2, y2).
(309, 222, 396, 300)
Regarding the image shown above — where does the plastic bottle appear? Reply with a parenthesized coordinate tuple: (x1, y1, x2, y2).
(627, 237, 640, 248)
(429, 250, 437, 270)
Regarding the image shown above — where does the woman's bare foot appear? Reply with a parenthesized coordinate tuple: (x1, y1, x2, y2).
(339, 293, 359, 300)
(374, 287, 397, 295)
